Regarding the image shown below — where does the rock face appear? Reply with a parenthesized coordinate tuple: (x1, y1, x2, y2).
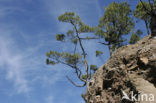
(85, 35, 156, 103)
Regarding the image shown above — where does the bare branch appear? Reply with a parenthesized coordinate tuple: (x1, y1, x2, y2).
(51, 56, 87, 82)
(80, 37, 100, 40)
(98, 42, 109, 45)
(66, 76, 86, 87)
(74, 65, 86, 82)
(73, 43, 77, 54)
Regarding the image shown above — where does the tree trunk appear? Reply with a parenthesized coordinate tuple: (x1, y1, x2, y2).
(151, 13, 156, 36)
(144, 20, 150, 35)
(108, 45, 112, 56)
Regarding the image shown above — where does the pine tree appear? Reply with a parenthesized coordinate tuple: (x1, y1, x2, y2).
(139, 0, 156, 36)
(133, 1, 151, 35)
(95, 2, 134, 56)
(46, 12, 97, 87)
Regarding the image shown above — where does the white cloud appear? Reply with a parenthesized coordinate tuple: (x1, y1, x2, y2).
(0, 36, 30, 93)
(0, 24, 70, 95)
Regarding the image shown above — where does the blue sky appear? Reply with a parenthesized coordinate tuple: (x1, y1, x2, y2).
(0, 0, 147, 103)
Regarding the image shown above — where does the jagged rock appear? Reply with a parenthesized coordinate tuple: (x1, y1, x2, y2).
(85, 35, 156, 103)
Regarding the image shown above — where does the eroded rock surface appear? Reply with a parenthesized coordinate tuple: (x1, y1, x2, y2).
(85, 35, 156, 103)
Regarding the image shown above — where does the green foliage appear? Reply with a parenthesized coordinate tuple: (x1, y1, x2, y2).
(46, 59, 56, 65)
(136, 29, 143, 36)
(46, 51, 82, 66)
(81, 75, 88, 80)
(58, 12, 81, 24)
(96, 2, 134, 55)
(129, 33, 140, 44)
(78, 23, 95, 33)
(133, 1, 151, 20)
(58, 12, 94, 33)
(133, 1, 151, 34)
(96, 50, 103, 57)
(56, 34, 65, 41)
(57, 12, 96, 43)
(129, 29, 143, 44)
(72, 38, 78, 44)
(67, 30, 74, 36)
(99, 2, 134, 35)
(90, 65, 98, 72)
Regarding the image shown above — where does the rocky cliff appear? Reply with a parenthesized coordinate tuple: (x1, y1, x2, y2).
(85, 35, 156, 103)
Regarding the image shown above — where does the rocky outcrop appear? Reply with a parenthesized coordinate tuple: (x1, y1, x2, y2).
(85, 35, 156, 103)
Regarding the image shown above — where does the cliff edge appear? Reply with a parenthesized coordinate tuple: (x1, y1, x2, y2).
(85, 35, 156, 103)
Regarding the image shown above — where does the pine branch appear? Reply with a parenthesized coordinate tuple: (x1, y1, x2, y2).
(66, 76, 86, 87)
(80, 37, 100, 40)
(140, 0, 151, 15)
(70, 20, 90, 84)
(53, 57, 86, 82)
(98, 42, 109, 45)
